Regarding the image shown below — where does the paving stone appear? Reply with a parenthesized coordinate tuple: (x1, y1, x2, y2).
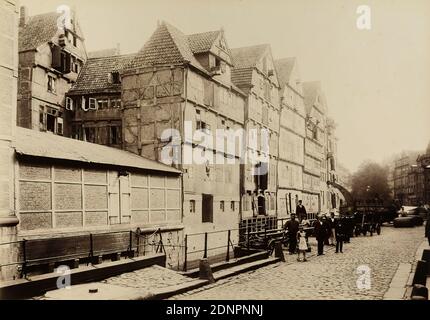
(170, 226, 426, 300)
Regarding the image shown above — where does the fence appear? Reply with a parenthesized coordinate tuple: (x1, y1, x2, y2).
(183, 228, 242, 271)
(182, 216, 320, 271)
(0, 229, 165, 278)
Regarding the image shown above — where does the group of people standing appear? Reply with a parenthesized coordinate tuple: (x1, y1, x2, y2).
(283, 200, 353, 262)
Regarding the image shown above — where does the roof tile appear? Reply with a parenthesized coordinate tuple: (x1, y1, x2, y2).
(68, 54, 136, 95)
(187, 30, 221, 54)
(19, 12, 61, 52)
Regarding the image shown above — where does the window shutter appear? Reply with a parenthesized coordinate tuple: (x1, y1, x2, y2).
(81, 96, 88, 111)
(89, 98, 98, 110)
(51, 45, 62, 70)
(66, 97, 73, 110)
(65, 52, 71, 73)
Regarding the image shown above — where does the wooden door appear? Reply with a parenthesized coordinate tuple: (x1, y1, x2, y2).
(108, 171, 121, 225)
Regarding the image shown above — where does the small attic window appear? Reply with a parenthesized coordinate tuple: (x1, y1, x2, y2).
(110, 71, 121, 84)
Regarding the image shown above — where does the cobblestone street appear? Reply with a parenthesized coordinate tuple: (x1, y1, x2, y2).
(171, 226, 427, 300)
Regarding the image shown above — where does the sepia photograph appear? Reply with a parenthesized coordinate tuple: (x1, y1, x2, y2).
(0, 0, 429, 308)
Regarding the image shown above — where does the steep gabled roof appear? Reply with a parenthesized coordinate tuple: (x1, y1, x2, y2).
(302, 81, 321, 115)
(274, 57, 296, 89)
(125, 22, 207, 74)
(19, 12, 61, 52)
(13, 127, 180, 174)
(230, 44, 270, 69)
(187, 30, 222, 54)
(230, 44, 271, 90)
(68, 54, 136, 95)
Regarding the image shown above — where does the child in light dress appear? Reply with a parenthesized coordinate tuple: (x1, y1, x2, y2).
(297, 227, 308, 262)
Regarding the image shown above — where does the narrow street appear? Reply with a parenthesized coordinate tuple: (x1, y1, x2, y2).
(171, 226, 426, 300)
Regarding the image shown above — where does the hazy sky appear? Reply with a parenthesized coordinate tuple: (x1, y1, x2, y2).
(21, 0, 430, 172)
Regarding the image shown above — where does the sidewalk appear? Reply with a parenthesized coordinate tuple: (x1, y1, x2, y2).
(383, 239, 428, 300)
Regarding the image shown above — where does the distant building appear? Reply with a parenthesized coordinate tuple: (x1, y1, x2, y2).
(17, 7, 87, 137)
(393, 151, 420, 205)
(417, 142, 430, 205)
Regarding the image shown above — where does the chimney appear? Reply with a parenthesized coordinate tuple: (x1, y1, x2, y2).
(19, 6, 28, 27)
(71, 5, 77, 29)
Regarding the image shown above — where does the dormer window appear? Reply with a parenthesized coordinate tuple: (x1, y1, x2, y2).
(215, 58, 221, 68)
(209, 55, 224, 75)
(110, 71, 121, 84)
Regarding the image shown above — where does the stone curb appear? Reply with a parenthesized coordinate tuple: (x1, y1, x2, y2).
(383, 239, 428, 300)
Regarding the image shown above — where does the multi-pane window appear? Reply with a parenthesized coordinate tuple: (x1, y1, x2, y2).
(190, 200, 196, 213)
(47, 75, 56, 93)
(97, 99, 108, 109)
(110, 125, 121, 145)
(39, 105, 63, 135)
(84, 127, 96, 143)
(71, 56, 80, 73)
(220, 201, 225, 212)
(88, 98, 97, 110)
(110, 98, 121, 108)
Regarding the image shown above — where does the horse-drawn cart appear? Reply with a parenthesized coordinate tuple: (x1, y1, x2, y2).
(352, 200, 384, 236)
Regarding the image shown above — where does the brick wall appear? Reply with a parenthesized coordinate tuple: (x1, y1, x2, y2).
(17, 160, 182, 234)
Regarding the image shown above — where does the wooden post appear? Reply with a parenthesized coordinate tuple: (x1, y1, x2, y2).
(158, 229, 165, 254)
(129, 230, 133, 257)
(89, 233, 94, 264)
(226, 230, 231, 262)
(21, 239, 27, 278)
(203, 232, 208, 259)
(136, 233, 140, 257)
(183, 235, 188, 272)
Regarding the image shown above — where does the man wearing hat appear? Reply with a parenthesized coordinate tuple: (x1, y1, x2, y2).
(284, 213, 300, 254)
(296, 200, 307, 222)
(313, 214, 326, 256)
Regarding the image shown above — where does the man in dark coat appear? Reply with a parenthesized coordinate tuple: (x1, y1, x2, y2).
(321, 215, 331, 245)
(313, 216, 326, 255)
(284, 213, 300, 254)
(335, 218, 346, 253)
(296, 200, 307, 222)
